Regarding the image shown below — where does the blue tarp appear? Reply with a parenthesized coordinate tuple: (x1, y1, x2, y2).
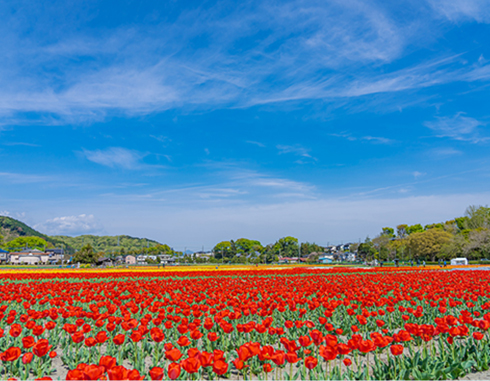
(0, 249, 8, 253)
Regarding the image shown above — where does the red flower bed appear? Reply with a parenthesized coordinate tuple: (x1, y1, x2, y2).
(0, 267, 489, 380)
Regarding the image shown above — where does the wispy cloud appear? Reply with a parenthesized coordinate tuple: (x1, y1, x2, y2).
(35, 214, 104, 235)
(424, 113, 488, 143)
(246, 140, 266, 148)
(82, 147, 146, 169)
(331, 132, 394, 144)
(277, 144, 313, 158)
(2, 142, 41, 147)
(2, 1, 489, 124)
(427, 0, 490, 23)
(0, 172, 50, 184)
(430, 147, 464, 157)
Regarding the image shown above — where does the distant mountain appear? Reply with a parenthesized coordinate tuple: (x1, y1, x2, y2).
(0, 216, 71, 251)
(0, 216, 165, 255)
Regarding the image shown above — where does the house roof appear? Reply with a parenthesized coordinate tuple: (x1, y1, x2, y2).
(18, 249, 44, 253)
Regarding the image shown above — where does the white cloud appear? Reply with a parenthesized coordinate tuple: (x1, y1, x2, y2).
(413, 171, 426, 178)
(0, 172, 50, 184)
(82, 147, 145, 169)
(35, 214, 104, 236)
(246, 141, 266, 148)
(277, 144, 314, 158)
(428, 0, 490, 23)
(424, 113, 488, 143)
(1, 0, 480, 123)
(331, 133, 394, 144)
(430, 147, 463, 157)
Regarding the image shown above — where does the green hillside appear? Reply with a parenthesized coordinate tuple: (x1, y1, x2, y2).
(0, 216, 167, 255)
(0, 216, 70, 251)
(52, 234, 164, 254)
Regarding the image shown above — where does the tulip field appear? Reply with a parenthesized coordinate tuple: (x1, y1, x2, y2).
(1, 266, 490, 380)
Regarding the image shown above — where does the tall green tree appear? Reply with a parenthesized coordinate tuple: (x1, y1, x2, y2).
(464, 205, 490, 230)
(235, 238, 263, 255)
(72, 244, 99, 264)
(358, 238, 377, 261)
(407, 229, 453, 261)
(406, 224, 424, 235)
(213, 241, 233, 260)
(300, 242, 324, 257)
(463, 229, 490, 259)
(273, 236, 299, 257)
(396, 225, 408, 238)
(381, 227, 395, 237)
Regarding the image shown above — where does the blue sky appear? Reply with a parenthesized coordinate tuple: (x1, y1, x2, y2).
(1, 0, 490, 250)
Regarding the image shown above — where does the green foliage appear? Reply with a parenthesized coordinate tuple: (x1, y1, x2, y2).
(463, 228, 490, 259)
(381, 227, 395, 237)
(147, 244, 173, 255)
(213, 241, 233, 260)
(455, 216, 470, 230)
(72, 244, 100, 264)
(407, 229, 453, 261)
(272, 236, 299, 257)
(7, 236, 48, 251)
(0, 216, 68, 250)
(464, 205, 490, 230)
(300, 242, 323, 257)
(424, 222, 444, 230)
(235, 238, 263, 255)
(52, 234, 163, 255)
(396, 224, 408, 238)
(358, 237, 377, 260)
(406, 224, 424, 235)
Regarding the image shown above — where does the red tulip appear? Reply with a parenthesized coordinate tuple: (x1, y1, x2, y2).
(22, 336, 35, 349)
(182, 357, 201, 373)
(99, 356, 117, 372)
(390, 345, 404, 356)
(33, 339, 52, 357)
(150, 327, 165, 343)
(473, 332, 484, 341)
(165, 348, 183, 362)
(304, 356, 318, 370)
(107, 365, 129, 381)
(213, 359, 229, 375)
(22, 353, 34, 364)
(66, 369, 84, 381)
(177, 336, 191, 347)
(3, 347, 21, 362)
(113, 334, 125, 346)
(9, 324, 22, 338)
(167, 363, 181, 380)
(83, 365, 105, 381)
(149, 367, 164, 380)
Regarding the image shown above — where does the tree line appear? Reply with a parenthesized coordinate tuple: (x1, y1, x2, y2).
(357, 205, 490, 262)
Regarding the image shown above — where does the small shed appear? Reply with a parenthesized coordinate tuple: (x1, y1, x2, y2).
(450, 257, 468, 266)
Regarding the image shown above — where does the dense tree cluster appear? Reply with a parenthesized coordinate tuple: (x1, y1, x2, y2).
(358, 205, 490, 262)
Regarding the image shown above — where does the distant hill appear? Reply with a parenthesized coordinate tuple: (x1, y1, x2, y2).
(0, 216, 72, 251)
(0, 216, 165, 255)
(52, 234, 163, 254)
